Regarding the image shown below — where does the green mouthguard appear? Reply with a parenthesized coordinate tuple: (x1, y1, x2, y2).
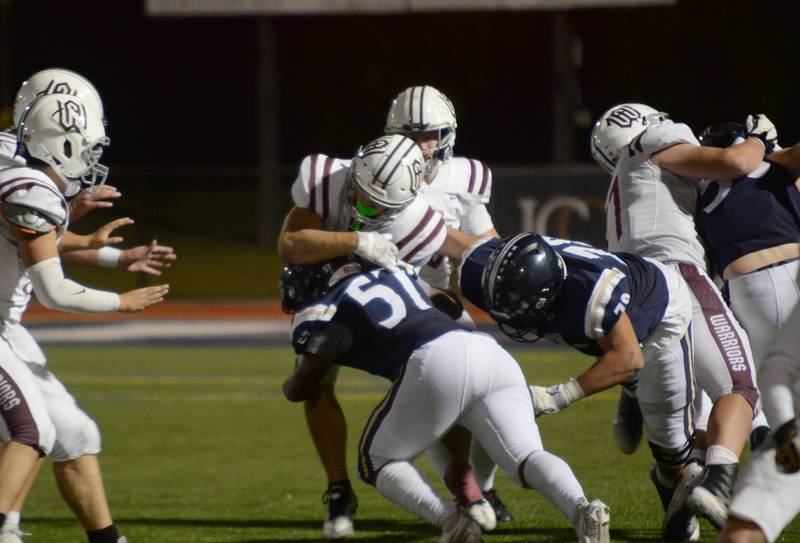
(355, 200, 379, 218)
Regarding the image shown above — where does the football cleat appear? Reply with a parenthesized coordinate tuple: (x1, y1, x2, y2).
(687, 463, 738, 531)
(649, 464, 701, 541)
(613, 388, 643, 455)
(322, 483, 358, 539)
(482, 488, 514, 522)
(0, 532, 23, 543)
(438, 509, 483, 543)
(467, 499, 496, 532)
(118, 537, 129, 543)
(573, 498, 610, 543)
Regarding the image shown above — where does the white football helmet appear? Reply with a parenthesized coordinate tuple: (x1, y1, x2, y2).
(385, 85, 457, 174)
(343, 134, 423, 230)
(13, 68, 104, 128)
(18, 94, 110, 197)
(590, 103, 668, 174)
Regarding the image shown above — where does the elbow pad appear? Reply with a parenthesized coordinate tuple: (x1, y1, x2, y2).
(27, 257, 120, 313)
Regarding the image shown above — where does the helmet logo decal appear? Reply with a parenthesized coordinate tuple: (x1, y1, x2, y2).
(605, 105, 642, 128)
(38, 79, 79, 100)
(360, 137, 390, 157)
(52, 99, 87, 131)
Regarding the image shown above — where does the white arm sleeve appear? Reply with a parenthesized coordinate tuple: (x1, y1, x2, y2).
(28, 257, 120, 313)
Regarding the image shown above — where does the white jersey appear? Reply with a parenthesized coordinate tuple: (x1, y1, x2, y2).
(0, 128, 24, 168)
(419, 157, 495, 289)
(291, 153, 447, 269)
(0, 166, 69, 324)
(605, 120, 706, 268)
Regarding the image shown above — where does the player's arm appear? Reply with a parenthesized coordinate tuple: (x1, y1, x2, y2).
(651, 139, 765, 181)
(283, 352, 334, 402)
(768, 141, 800, 179)
(62, 240, 176, 276)
(530, 313, 644, 416)
(59, 217, 135, 252)
(437, 227, 480, 260)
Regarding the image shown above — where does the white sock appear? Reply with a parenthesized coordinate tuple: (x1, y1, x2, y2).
(470, 438, 497, 492)
(2, 510, 21, 533)
(375, 461, 453, 527)
(521, 450, 585, 520)
(705, 444, 739, 465)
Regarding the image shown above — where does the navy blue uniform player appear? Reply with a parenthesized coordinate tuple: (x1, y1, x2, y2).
(282, 256, 611, 543)
(459, 233, 703, 541)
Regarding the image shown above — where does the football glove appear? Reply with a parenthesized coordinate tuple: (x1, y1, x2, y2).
(774, 418, 800, 474)
(745, 113, 779, 153)
(529, 378, 585, 417)
(354, 231, 399, 272)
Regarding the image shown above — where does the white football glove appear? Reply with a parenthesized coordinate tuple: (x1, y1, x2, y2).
(529, 379, 585, 417)
(745, 113, 778, 152)
(354, 231, 399, 272)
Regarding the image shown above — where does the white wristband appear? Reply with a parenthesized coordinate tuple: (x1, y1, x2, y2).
(97, 247, 122, 268)
(562, 378, 586, 404)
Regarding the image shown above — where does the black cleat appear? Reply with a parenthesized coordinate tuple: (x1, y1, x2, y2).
(749, 425, 770, 451)
(687, 463, 738, 531)
(322, 483, 358, 539)
(649, 464, 701, 541)
(483, 488, 514, 522)
(613, 389, 644, 454)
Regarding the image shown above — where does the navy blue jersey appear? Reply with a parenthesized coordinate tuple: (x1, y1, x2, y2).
(459, 236, 669, 355)
(291, 268, 467, 381)
(697, 161, 800, 273)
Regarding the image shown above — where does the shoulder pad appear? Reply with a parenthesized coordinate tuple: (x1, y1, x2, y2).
(0, 175, 66, 232)
(387, 198, 447, 267)
(2, 202, 57, 233)
(0, 131, 23, 167)
(446, 157, 492, 203)
(628, 120, 698, 158)
(290, 154, 349, 220)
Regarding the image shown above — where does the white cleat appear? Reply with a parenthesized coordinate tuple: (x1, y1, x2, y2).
(323, 514, 354, 540)
(439, 509, 483, 543)
(118, 537, 129, 543)
(467, 499, 497, 532)
(0, 532, 23, 543)
(573, 498, 611, 543)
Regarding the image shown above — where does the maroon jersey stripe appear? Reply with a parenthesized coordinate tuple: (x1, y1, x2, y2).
(396, 207, 435, 250)
(405, 216, 446, 262)
(321, 156, 334, 221)
(308, 154, 318, 213)
(478, 161, 489, 195)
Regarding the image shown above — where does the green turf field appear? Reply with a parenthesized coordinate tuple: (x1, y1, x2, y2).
(20, 346, 799, 542)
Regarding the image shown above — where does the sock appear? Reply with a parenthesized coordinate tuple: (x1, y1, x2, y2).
(443, 460, 483, 506)
(328, 478, 352, 490)
(375, 461, 452, 527)
(87, 523, 119, 543)
(2, 510, 20, 531)
(520, 450, 585, 521)
(470, 439, 498, 492)
(706, 444, 739, 465)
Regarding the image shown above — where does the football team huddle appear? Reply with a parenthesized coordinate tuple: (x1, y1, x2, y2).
(0, 68, 797, 543)
(278, 89, 800, 543)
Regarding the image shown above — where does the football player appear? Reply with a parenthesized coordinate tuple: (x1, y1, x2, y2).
(458, 232, 700, 541)
(279, 133, 481, 538)
(281, 255, 611, 543)
(591, 103, 769, 533)
(0, 94, 168, 543)
(0, 69, 176, 541)
(718, 302, 800, 543)
(384, 85, 513, 521)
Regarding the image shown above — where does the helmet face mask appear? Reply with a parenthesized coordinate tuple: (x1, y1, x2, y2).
(697, 121, 746, 148)
(590, 103, 668, 174)
(18, 94, 109, 197)
(385, 86, 457, 177)
(342, 134, 423, 231)
(481, 233, 567, 342)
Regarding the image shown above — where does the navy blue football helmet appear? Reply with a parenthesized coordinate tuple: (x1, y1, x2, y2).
(280, 255, 364, 314)
(481, 233, 567, 342)
(697, 122, 747, 148)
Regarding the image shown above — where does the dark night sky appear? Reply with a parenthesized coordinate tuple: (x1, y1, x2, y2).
(7, 0, 800, 168)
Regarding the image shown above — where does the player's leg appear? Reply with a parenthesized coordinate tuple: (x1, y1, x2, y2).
(639, 329, 702, 541)
(459, 335, 609, 542)
(680, 264, 759, 530)
(0, 456, 42, 537)
(303, 366, 357, 539)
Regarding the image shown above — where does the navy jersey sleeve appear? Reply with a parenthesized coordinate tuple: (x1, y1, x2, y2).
(291, 302, 352, 362)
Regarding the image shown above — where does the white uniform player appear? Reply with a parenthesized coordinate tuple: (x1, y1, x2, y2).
(592, 103, 770, 533)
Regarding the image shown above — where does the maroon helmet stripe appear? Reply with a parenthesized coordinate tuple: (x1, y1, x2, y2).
(396, 207, 435, 250)
(405, 216, 446, 262)
(321, 157, 334, 220)
(308, 154, 318, 212)
(478, 162, 489, 195)
(467, 160, 476, 193)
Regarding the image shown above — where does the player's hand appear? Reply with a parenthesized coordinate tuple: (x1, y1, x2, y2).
(120, 240, 177, 275)
(745, 114, 778, 153)
(354, 231, 399, 272)
(775, 418, 800, 474)
(69, 185, 121, 222)
(86, 217, 134, 249)
(118, 284, 169, 312)
(529, 378, 585, 417)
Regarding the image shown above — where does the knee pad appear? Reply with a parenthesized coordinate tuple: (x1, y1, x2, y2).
(49, 415, 101, 462)
(648, 437, 693, 472)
